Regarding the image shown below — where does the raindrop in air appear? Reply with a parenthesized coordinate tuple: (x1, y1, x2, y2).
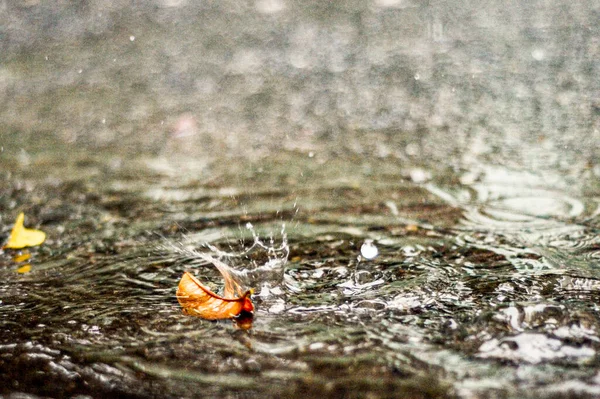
(360, 240, 378, 260)
(531, 49, 545, 61)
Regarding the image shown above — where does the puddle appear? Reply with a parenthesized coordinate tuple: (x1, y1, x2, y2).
(2, 1, 600, 398)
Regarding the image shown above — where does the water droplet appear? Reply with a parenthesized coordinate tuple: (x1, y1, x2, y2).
(374, 0, 405, 8)
(360, 240, 378, 260)
(531, 49, 545, 61)
(410, 168, 431, 183)
(255, 0, 285, 14)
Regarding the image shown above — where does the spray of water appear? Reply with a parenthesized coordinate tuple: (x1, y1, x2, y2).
(160, 222, 294, 297)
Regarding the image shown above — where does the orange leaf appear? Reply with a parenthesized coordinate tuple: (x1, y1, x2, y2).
(176, 271, 254, 328)
(3, 213, 46, 249)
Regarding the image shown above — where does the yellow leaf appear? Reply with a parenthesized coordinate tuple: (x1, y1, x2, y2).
(3, 213, 46, 249)
(13, 252, 32, 263)
(17, 264, 32, 274)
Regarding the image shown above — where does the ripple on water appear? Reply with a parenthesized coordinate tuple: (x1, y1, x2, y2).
(454, 166, 592, 233)
(443, 173, 600, 276)
(461, 198, 586, 236)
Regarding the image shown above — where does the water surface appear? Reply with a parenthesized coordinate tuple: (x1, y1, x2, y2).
(1, 1, 600, 398)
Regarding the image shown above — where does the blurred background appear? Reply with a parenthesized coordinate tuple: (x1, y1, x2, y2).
(1, 0, 597, 170)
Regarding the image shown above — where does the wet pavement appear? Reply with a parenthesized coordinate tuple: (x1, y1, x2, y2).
(1, 1, 600, 398)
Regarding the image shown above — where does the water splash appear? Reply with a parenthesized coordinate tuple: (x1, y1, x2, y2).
(160, 222, 291, 295)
